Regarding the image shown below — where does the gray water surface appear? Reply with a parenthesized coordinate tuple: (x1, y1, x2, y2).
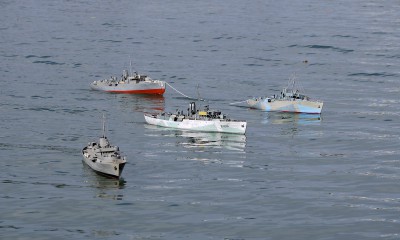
(1, 1, 399, 239)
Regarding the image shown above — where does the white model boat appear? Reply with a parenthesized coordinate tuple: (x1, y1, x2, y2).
(144, 102, 247, 135)
(246, 76, 323, 114)
(82, 116, 126, 179)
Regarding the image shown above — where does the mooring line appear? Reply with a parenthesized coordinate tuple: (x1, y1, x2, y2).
(165, 82, 204, 101)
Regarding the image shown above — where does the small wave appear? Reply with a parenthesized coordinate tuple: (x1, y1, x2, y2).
(0, 225, 22, 229)
(116, 202, 133, 206)
(101, 22, 122, 27)
(8, 94, 25, 99)
(32, 60, 65, 65)
(372, 31, 389, 35)
(386, 54, 400, 59)
(61, 109, 87, 114)
(30, 95, 54, 99)
(248, 57, 281, 62)
(25, 55, 52, 59)
(244, 63, 264, 67)
(2, 179, 24, 184)
(289, 44, 354, 53)
(2, 54, 18, 58)
(306, 45, 354, 53)
(0, 142, 78, 155)
(99, 39, 123, 43)
(348, 72, 397, 77)
(332, 35, 358, 39)
(27, 107, 56, 112)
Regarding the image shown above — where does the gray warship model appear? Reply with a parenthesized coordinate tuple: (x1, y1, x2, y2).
(246, 75, 323, 114)
(82, 115, 126, 178)
(90, 69, 166, 95)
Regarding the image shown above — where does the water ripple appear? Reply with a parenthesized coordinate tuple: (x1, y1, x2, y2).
(32, 60, 64, 65)
(289, 44, 354, 53)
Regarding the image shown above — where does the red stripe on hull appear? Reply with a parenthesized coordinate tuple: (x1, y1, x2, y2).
(106, 88, 165, 95)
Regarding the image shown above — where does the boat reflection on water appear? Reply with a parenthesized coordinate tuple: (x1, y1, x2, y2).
(144, 125, 246, 151)
(178, 131, 246, 151)
(260, 112, 322, 137)
(117, 94, 165, 113)
(261, 112, 322, 125)
(82, 163, 126, 200)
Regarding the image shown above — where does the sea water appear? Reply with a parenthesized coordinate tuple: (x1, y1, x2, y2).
(1, 1, 399, 239)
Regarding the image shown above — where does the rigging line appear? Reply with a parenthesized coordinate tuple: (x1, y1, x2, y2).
(165, 82, 204, 101)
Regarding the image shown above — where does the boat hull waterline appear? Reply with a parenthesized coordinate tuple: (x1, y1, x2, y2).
(144, 114, 247, 135)
(90, 81, 165, 95)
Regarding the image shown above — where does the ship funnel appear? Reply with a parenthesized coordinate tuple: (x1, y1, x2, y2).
(189, 102, 196, 115)
(99, 137, 109, 148)
(123, 70, 129, 79)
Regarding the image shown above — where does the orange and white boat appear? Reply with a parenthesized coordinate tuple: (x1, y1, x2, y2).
(90, 69, 166, 95)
